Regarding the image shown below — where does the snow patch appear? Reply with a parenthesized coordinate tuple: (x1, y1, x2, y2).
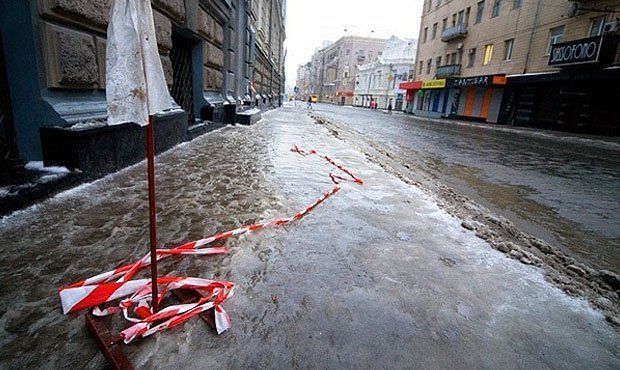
(24, 162, 70, 174)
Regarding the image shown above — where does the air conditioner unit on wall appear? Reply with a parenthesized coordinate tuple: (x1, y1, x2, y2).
(456, 43, 463, 50)
(602, 21, 619, 35)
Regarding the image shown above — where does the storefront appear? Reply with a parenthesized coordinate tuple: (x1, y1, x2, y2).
(499, 35, 619, 135)
(335, 91, 354, 105)
(449, 74, 506, 123)
(399, 80, 422, 113)
(414, 79, 450, 118)
(401, 75, 506, 122)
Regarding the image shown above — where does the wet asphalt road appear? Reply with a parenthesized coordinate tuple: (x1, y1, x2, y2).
(0, 105, 618, 369)
(307, 103, 620, 274)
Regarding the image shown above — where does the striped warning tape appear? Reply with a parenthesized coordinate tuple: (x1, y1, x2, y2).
(59, 145, 363, 343)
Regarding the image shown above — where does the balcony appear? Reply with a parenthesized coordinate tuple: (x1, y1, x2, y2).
(435, 64, 461, 77)
(441, 24, 468, 42)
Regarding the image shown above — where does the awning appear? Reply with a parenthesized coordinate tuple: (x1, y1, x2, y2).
(335, 91, 354, 97)
(399, 80, 423, 90)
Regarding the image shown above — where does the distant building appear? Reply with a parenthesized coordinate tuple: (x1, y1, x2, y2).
(406, 0, 619, 135)
(353, 36, 417, 110)
(297, 36, 388, 105)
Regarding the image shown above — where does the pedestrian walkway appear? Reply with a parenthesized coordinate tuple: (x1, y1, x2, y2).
(0, 106, 617, 369)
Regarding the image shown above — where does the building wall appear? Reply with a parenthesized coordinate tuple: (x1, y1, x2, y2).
(415, 0, 620, 80)
(413, 0, 620, 133)
(0, 0, 286, 162)
(250, 0, 286, 104)
(307, 36, 387, 104)
(354, 36, 417, 109)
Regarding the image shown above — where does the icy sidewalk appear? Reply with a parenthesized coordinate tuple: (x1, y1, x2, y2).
(0, 106, 618, 369)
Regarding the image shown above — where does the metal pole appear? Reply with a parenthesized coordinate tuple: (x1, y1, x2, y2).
(147, 115, 159, 313)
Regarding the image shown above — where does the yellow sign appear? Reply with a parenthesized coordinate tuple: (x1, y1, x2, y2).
(422, 79, 446, 89)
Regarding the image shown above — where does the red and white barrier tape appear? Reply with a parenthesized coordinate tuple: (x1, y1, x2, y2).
(59, 145, 362, 343)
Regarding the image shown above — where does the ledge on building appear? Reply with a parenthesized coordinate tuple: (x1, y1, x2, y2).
(236, 107, 261, 125)
(201, 91, 230, 124)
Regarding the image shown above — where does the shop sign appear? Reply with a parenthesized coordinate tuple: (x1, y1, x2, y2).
(548, 36, 609, 67)
(449, 74, 507, 87)
(452, 75, 490, 87)
(399, 80, 423, 90)
(492, 75, 507, 85)
(422, 79, 446, 89)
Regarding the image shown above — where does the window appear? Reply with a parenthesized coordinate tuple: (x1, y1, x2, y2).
(457, 50, 463, 64)
(476, 1, 485, 24)
(423, 27, 428, 43)
(465, 7, 471, 26)
(513, 0, 521, 9)
(458, 10, 465, 25)
(419, 61, 424, 74)
(503, 38, 514, 61)
(546, 26, 564, 55)
(467, 48, 476, 67)
(483, 44, 494, 65)
(432, 23, 438, 39)
(426, 59, 432, 74)
(442, 18, 448, 31)
(344, 71, 349, 78)
(492, 0, 501, 17)
(452, 14, 457, 27)
(436, 56, 442, 69)
(590, 17, 605, 37)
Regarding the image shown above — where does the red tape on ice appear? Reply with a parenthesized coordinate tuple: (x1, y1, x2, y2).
(59, 145, 363, 343)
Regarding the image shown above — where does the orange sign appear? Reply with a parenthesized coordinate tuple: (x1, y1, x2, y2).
(492, 75, 507, 85)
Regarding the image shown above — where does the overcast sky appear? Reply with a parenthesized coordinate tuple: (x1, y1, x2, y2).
(284, 0, 423, 90)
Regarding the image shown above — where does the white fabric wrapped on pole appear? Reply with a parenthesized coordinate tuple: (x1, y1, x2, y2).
(106, 0, 173, 127)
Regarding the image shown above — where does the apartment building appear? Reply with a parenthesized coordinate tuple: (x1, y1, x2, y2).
(353, 36, 417, 110)
(0, 0, 286, 176)
(405, 0, 619, 134)
(297, 36, 388, 105)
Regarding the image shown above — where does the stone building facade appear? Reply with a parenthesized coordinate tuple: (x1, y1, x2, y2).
(296, 36, 388, 105)
(405, 0, 619, 134)
(250, 0, 286, 106)
(0, 0, 285, 175)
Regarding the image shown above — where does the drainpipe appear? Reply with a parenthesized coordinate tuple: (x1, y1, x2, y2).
(268, 0, 274, 104)
(236, 0, 245, 101)
(523, 0, 542, 74)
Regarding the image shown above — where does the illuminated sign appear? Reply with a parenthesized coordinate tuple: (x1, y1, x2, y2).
(422, 79, 446, 89)
(548, 36, 616, 67)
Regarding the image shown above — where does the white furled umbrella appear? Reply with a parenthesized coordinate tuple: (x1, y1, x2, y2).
(106, 0, 174, 312)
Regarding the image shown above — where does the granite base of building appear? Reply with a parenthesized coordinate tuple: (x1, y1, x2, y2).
(40, 111, 188, 179)
(236, 108, 261, 125)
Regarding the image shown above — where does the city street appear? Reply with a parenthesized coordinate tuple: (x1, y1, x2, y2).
(310, 103, 620, 275)
(0, 104, 618, 369)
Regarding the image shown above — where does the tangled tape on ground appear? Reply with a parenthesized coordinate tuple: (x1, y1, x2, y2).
(59, 145, 363, 343)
